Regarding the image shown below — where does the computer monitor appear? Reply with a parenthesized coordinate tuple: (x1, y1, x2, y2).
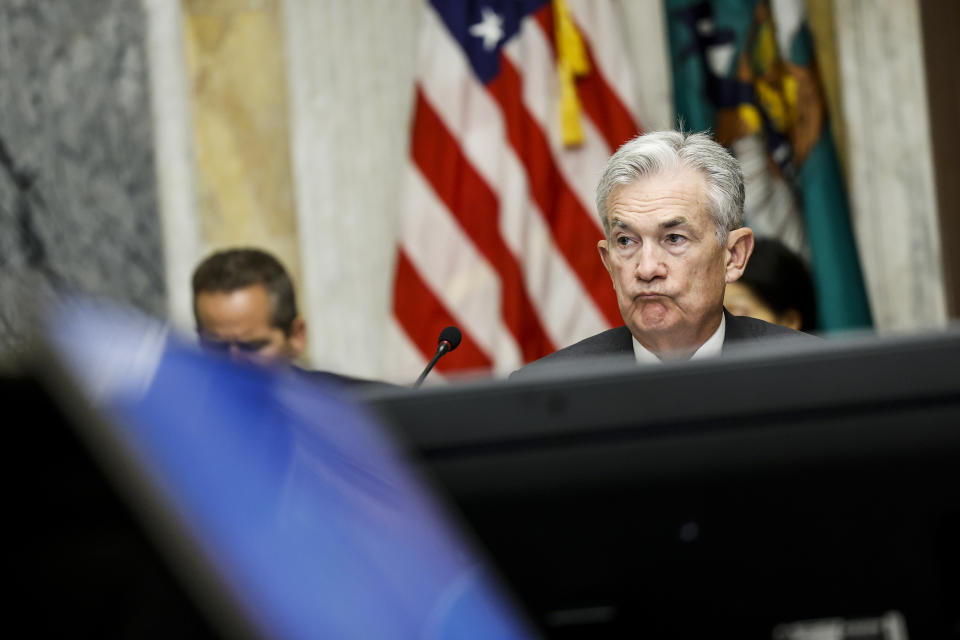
(9, 299, 533, 639)
(365, 330, 960, 638)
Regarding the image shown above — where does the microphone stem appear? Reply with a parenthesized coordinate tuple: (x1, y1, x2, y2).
(413, 343, 449, 389)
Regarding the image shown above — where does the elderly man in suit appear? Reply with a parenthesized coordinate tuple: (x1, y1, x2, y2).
(515, 130, 816, 376)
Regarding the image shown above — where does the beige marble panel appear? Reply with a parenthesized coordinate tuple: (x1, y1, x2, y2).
(182, 0, 302, 312)
(835, 0, 946, 331)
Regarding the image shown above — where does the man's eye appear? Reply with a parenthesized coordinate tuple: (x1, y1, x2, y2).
(199, 337, 230, 352)
(665, 233, 686, 245)
(236, 340, 270, 353)
(616, 236, 634, 247)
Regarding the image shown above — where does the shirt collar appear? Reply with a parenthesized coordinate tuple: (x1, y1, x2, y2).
(631, 313, 726, 364)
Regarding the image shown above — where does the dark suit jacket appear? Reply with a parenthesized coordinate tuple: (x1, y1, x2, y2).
(511, 309, 819, 379)
(294, 367, 396, 392)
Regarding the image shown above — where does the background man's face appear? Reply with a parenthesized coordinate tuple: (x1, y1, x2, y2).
(597, 167, 733, 356)
(194, 284, 303, 364)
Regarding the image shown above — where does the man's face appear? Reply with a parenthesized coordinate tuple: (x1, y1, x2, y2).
(597, 167, 752, 357)
(194, 284, 305, 364)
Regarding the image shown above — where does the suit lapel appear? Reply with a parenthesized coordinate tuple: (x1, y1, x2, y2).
(613, 326, 634, 353)
(721, 309, 745, 352)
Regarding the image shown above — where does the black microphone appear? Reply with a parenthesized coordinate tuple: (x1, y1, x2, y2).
(413, 326, 462, 389)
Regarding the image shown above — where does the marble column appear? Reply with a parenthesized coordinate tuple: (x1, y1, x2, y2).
(834, 0, 947, 332)
(283, 0, 422, 378)
(143, 0, 203, 332)
(0, 0, 166, 356)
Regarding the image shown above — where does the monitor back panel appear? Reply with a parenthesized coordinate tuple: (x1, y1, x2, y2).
(369, 332, 960, 638)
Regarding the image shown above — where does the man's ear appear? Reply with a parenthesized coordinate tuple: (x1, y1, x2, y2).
(724, 227, 754, 283)
(598, 238, 612, 276)
(288, 315, 307, 359)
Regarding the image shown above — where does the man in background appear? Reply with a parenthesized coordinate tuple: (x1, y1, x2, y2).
(192, 247, 389, 390)
(192, 248, 307, 365)
(723, 237, 817, 333)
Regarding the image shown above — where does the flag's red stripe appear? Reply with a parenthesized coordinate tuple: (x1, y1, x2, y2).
(533, 5, 641, 150)
(577, 39, 642, 148)
(410, 89, 557, 362)
(486, 57, 621, 326)
(392, 249, 493, 372)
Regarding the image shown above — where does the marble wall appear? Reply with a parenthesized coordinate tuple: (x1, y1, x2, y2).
(181, 0, 302, 304)
(0, 0, 166, 357)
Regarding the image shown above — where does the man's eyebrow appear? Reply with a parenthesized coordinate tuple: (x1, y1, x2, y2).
(660, 217, 689, 229)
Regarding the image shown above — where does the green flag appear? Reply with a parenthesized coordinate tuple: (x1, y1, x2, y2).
(666, 0, 872, 332)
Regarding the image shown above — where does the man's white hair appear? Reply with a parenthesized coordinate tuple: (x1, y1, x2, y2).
(595, 130, 745, 244)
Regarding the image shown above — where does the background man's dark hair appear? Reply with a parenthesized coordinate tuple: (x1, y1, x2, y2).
(739, 238, 817, 332)
(191, 248, 298, 334)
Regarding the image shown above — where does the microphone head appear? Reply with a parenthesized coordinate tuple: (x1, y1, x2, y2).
(438, 326, 462, 351)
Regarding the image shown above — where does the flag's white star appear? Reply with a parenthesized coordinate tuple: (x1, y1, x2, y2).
(469, 7, 504, 51)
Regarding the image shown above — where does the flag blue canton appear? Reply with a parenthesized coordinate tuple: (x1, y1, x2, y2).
(430, 0, 550, 84)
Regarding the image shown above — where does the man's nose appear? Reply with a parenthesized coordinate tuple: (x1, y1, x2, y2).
(634, 244, 667, 281)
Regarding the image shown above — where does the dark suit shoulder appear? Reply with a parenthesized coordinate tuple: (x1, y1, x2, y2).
(723, 311, 821, 345)
(295, 367, 396, 391)
(510, 326, 633, 379)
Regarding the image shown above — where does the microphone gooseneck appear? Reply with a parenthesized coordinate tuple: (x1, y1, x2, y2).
(413, 326, 462, 389)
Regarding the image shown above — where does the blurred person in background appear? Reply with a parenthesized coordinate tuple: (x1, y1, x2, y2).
(723, 237, 817, 333)
(192, 248, 307, 365)
(192, 247, 387, 389)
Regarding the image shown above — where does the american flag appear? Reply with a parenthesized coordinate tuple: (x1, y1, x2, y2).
(387, 0, 644, 380)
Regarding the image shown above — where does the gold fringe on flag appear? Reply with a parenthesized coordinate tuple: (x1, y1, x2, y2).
(554, 0, 589, 147)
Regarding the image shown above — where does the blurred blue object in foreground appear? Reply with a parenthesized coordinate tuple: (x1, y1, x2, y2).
(44, 299, 534, 640)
